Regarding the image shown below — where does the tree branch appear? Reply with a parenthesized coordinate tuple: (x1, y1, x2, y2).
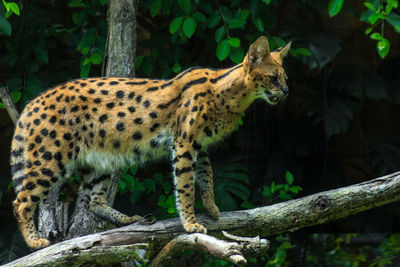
(0, 86, 19, 125)
(149, 232, 269, 266)
(5, 171, 400, 266)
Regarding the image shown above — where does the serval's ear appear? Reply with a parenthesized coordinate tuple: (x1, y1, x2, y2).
(248, 36, 270, 64)
(278, 41, 292, 60)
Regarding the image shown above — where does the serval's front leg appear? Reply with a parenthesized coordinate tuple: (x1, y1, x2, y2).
(195, 150, 220, 220)
(172, 141, 207, 233)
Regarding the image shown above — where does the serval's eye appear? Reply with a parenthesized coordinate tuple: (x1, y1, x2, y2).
(272, 76, 279, 87)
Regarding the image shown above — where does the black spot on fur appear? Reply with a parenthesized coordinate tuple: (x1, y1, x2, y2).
(147, 86, 159, 92)
(42, 151, 52, 161)
(116, 122, 125, 131)
(63, 133, 72, 141)
(204, 126, 212, 137)
(37, 179, 51, 188)
(71, 105, 79, 112)
(99, 114, 108, 123)
(99, 130, 106, 138)
(54, 152, 62, 161)
(113, 140, 121, 148)
(31, 195, 40, 202)
(150, 123, 160, 132)
(49, 116, 57, 124)
(192, 141, 202, 150)
(25, 182, 35, 190)
(40, 128, 48, 136)
(116, 91, 125, 98)
(149, 112, 158, 118)
(132, 131, 143, 140)
(143, 100, 151, 108)
(134, 118, 143, 124)
(175, 167, 192, 176)
(35, 135, 42, 143)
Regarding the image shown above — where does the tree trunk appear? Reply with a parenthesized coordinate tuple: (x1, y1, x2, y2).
(105, 0, 136, 77)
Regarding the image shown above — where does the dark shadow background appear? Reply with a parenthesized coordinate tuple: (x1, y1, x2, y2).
(0, 0, 399, 264)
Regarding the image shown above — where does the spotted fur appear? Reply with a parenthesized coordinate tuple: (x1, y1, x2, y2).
(11, 36, 291, 249)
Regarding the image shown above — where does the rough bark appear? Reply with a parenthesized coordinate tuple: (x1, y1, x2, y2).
(0, 86, 19, 125)
(105, 0, 136, 77)
(150, 232, 269, 266)
(5, 171, 400, 267)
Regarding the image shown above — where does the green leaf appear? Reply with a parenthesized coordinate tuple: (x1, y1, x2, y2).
(229, 46, 244, 63)
(118, 179, 126, 191)
(368, 13, 381, 24)
(370, 32, 382, 40)
(208, 12, 221, 28)
(385, 3, 394, 14)
(253, 16, 264, 32)
(365, 26, 374, 35)
(68, 0, 86, 7)
(144, 178, 156, 192)
(363, 2, 376, 11)
(328, 0, 344, 17)
(10, 90, 21, 103)
(228, 37, 240, 47)
(262, 186, 271, 198)
(129, 165, 138, 175)
(387, 13, 400, 27)
(240, 9, 250, 21)
(262, 0, 271, 4)
(183, 17, 196, 38)
(178, 0, 191, 15)
(120, 173, 135, 191)
(289, 186, 303, 194)
(0, 16, 11, 36)
(8, 2, 19, 15)
(89, 53, 102, 65)
(80, 63, 91, 78)
(294, 48, 312, 56)
(285, 171, 294, 185)
(279, 190, 292, 200)
(172, 62, 181, 73)
(34, 47, 49, 64)
(228, 18, 246, 29)
(150, 0, 161, 17)
(81, 47, 90, 55)
(271, 36, 286, 48)
(215, 26, 225, 42)
(270, 181, 276, 193)
(82, 57, 91, 66)
(377, 38, 390, 58)
(135, 55, 144, 69)
(216, 39, 230, 61)
(192, 11, 206, 22)
(129, 190, 143, 204)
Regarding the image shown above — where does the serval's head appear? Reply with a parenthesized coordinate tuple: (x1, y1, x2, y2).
(243, 36, 291, 105)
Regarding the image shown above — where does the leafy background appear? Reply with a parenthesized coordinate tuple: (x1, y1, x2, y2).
(1, 0, 400, 265)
